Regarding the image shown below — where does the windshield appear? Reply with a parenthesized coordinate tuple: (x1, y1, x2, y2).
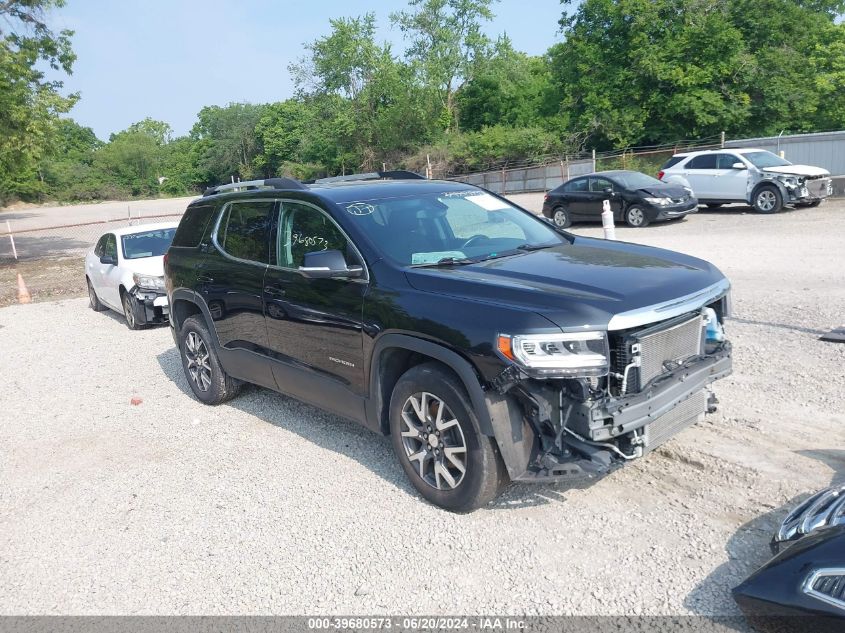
(611, 172, 663, 189)
(741, 151, 792, 169)
(121, 228, 176, 260)
(338, 190, 562, 266)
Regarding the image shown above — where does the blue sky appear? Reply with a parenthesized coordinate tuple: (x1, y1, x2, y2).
(49, 0, 567, 140)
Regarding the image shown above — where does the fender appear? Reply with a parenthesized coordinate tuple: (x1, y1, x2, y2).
(169, 288, 222, 349)
(748, 179, 788, 205)
(367, 333, 495, 437)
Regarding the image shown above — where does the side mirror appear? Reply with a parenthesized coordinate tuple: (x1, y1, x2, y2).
(731, 162, 747, 170)
(299, 249, 363, 280)
(100, 255, 117, 265)
(603, 187, 614, 194)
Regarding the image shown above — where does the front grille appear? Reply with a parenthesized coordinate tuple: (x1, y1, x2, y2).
(642, 389, 706, 451)
(774, 485, 845, 549)
(805, 569, 845, 610)
(806, 178, 832, 197)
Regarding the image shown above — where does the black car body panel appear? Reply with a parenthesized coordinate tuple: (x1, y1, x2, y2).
(542, 170, 699, 225)
(734, 526, 845, 632)
(165, 178, 731, 484)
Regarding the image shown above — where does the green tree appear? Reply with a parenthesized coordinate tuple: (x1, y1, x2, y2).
(189, 103, 267, 186)
(124, 117, 173, 145)
(391, 0, 498, 132)
(0, 0, 77, 202)
(457, 36, 553, 132)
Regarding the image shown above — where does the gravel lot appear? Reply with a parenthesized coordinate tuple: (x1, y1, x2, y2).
(1, 201, 844, 617)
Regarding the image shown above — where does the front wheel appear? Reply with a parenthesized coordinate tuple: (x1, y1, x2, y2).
(625, 205, 651, 228)
(389, 363, 507, 512)
(179, 316, 241, 405)
(752, 185, 783, 214)
(122, 291, 144, 330)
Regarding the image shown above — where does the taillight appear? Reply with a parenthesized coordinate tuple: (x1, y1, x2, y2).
(657, 171, 665, 180)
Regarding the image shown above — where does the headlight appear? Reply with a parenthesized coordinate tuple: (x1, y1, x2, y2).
(133, 273, 165, 291)
(497, 331, 609, 378)
(643, 197, 672, 206)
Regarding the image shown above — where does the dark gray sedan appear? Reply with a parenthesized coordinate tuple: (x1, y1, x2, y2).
(542, 170, 699, 228)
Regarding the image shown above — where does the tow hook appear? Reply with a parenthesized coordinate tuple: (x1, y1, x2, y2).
(706, 390, 719, 414)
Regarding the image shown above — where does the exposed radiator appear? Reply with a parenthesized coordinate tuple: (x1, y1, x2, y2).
(636, 313, 704, 389)
(642, 389, 707, 451)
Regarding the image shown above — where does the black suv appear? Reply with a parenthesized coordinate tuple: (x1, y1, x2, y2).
(164, 174, 732, 512)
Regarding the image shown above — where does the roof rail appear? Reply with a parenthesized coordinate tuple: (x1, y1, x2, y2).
(203, 177, 307, 197)
(312, 170, 426, 185)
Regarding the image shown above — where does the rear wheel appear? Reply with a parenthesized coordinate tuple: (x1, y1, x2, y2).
(752, 185, 783, 214)
(389, 363, 507, 512)
(552, 206, 571, 228)
(625, 205, 650, 228)
(179, 316, 241, 405)
(87, 278, 106, 312)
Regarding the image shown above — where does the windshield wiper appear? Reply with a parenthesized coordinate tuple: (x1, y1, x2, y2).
(411, 256, 476, 268)
(515, 243, 556, 252)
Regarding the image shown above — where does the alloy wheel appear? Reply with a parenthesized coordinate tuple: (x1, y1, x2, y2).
(627, 207, 645, 226)
(400, 392, 467, 491)
(123, 295, 135, 328)
(756, 190, 777, 212)
(184, 331, 212, 392)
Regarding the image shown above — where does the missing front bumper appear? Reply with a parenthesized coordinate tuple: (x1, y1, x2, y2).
(128, 287, 169, 326)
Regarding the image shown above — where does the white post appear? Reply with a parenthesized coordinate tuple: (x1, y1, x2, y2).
(602, 200, 616, 240)
(6, 220, 17, 260)
(127, 204, 131, 225)
(426, 154, 432, 180)
(592, 149, 597, 173)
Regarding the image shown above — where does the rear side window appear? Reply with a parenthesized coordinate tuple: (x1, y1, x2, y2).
(661, 156, 684, 170)
(217, 201, 274, 264)
(563, 178, 588, 192)
(687, 154, 718, 169)
(172, 205, 214, 247)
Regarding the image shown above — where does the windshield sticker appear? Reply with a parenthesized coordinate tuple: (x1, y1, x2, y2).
(465, 193, 511, 211)
(411, 251, 466, 265)
(440, 190, 477, 198)
(346, 202, 375, 216)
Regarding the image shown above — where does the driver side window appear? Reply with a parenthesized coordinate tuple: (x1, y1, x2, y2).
(277, 201, 355, 269)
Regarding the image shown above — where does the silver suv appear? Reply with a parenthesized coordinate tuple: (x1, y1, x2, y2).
(659, 148, 832, 213)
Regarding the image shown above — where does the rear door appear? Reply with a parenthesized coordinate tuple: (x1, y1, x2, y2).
(87, 234, 108, 295)
(561, 177, 593, 218)
(198, 198, 276, 388)
(262, 199, 368, 409)
(681, 154, 719, 198)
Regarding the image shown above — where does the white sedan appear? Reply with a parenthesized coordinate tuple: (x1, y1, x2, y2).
(85, 222, 178, 329)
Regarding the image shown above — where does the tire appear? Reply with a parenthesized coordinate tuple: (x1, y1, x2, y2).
(121, 290, 145, 330)
(179, 316, 241, 405)
(87, 278, 106, 312)
(625, 205, 651, 228)
(706, 203, 723, 209)
(752, 185, 783, 214)
(551, 206, 572, 228)
(389, 363, 507, 512)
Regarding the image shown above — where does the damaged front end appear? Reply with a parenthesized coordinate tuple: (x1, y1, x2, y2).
(127, 286, 170, 326)
(759, 171, 833, 204)
(486, 296, 732, 483)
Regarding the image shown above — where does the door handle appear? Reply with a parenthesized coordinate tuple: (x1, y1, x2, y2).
(264, 285, 286, 298)
(197, 274, 214, 284)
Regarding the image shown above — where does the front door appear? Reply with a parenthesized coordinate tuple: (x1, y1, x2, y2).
(99, 233, 122, 308)
(587, 176, 621, 220)
(263, 199, 368, 409)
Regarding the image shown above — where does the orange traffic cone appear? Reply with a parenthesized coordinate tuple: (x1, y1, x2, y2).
(16, 273, 31, 304)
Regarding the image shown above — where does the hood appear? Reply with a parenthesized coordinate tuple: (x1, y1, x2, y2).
(761, 164, 830, 178)
(404, 237, 726, 331)
(636, 183, 690, 198)
(121, 255, 165, 277)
